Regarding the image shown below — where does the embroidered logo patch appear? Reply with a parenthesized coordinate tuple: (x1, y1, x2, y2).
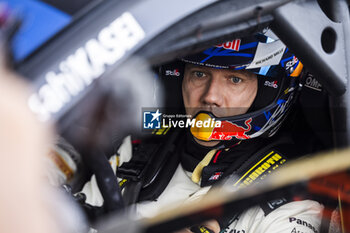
(209, 172, 223, 181)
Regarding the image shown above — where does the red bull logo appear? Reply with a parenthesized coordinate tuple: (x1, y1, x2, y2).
(190, 113, 252, 141)
(216, 39, 241, 51)
(209, 118, 252, 140)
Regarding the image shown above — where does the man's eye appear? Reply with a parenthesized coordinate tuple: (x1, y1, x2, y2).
(194, 71, 205, 78)
(230, 77, 242, 84)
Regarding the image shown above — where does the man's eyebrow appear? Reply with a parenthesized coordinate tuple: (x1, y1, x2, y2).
(185, 65, 256, 79)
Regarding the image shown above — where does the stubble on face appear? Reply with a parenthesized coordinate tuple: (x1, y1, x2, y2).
(182, 64, 257, 117)
(182, 64, 258, 146)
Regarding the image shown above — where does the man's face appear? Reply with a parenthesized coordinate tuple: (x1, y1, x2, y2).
(182, 64, 258, 118)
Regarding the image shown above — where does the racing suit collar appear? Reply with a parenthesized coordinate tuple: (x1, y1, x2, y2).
(180, 129, 267, 186)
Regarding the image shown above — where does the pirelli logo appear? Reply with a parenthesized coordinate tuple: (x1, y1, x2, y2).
(234, 151, 286, 187)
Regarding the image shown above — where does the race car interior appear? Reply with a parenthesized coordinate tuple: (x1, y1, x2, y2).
(4, 0, 350, 232)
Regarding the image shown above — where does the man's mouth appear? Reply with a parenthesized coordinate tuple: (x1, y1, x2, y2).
(196, 109, 223, 118)
(191, 107, 250, 119)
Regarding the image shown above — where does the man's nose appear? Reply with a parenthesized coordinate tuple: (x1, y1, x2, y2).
(201, 77, 224, 107)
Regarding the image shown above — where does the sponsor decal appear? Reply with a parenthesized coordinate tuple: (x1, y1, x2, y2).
(28, 12, 145, 121)
(285, 56, 303, 76)
(264, 80, 278, 89)
(216, 39, 241, 51)
(286, 56, 298, 68)
(209, 118, 252, 140)
(234, 151, 286, 187)
(143, 109, 162, 129)
(209, 172, 223, 181)
(267, 198, 287, 209)
(246, 40, 286, 69)
(165, 69, 180, 76)
(305, 74, 322, 91)
(260, 197, 289, 216)
(289, 217, 318, 233)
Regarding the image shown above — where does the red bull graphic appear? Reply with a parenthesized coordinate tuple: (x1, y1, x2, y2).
(209, 118, 252, 140)
(216, 39, 241, 51)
